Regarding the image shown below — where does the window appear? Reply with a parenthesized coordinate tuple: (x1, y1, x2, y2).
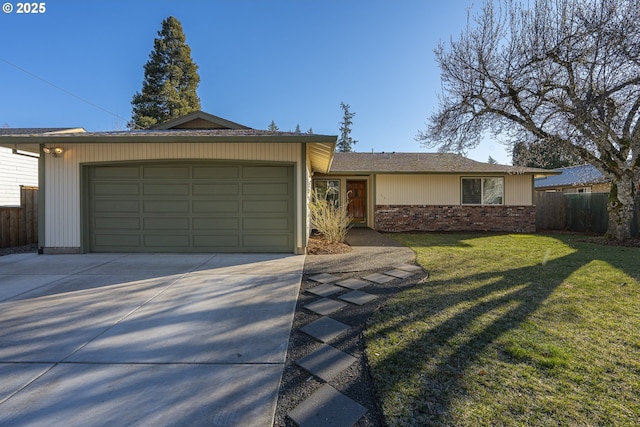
(313, 180, 340, 206)
(461, 177, 504, 205)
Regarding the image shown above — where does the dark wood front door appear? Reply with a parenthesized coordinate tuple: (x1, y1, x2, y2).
(347, 180, 367, 222)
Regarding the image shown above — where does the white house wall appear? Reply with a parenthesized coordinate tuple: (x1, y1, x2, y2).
(0, 148, 38, 206)
(43, 142, 304, 250)
(376, 174, 534, 206)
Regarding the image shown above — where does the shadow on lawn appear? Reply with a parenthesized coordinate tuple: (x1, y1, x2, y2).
(370, 235, 638, 425)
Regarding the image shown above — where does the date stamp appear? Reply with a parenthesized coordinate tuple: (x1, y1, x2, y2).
(3, 2, 47, 14)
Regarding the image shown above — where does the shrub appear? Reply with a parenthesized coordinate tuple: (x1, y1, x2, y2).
(309, 189, 352, 243)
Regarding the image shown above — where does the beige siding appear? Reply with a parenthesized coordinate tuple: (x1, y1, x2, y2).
(44, 142, 303, 249)
(504, 174, 533, 205)
(376, 173, 534, 206)
(376, 174, 460, 205)
(0, 148, 38, 206)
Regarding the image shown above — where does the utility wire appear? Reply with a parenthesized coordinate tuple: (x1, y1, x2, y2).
(0, 56, 126, 122)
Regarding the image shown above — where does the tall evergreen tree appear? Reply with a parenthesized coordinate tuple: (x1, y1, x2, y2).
(268, 120, 279, 131)
(129, 16, 201, 129)
(337, 102, 357, 152)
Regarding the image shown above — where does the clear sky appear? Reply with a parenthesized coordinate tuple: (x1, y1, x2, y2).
(0, 0, 512, 164)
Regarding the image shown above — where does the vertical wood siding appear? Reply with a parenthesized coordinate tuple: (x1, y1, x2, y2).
(376, 175, 460, 205)
(44, 142, 302, 249)
(0, 148, 38, 206)
(376, 174, 535, 206)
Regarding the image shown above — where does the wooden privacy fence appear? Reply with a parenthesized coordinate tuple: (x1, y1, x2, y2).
(0, 186, 38, 248)
(536, 191, 640, 236)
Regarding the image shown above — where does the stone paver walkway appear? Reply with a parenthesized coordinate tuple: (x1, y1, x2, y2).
(287, 263, 421, 426)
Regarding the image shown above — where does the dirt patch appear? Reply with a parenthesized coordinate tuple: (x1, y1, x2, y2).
(306, 233, 352, 255)
(576, 236, 640, 247)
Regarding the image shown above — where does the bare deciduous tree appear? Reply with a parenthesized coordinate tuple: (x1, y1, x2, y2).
(419, 0, 640, 240)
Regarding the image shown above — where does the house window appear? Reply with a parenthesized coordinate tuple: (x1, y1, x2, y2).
(313, 180, 340, 206)
(461, 177, 504, 205)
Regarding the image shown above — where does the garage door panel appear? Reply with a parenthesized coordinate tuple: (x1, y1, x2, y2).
(193, 183, 239, 196)
(193, 166, 240, 179)
(243, 166, 289, 179)
(243, 183, 289, 196)
(94, 200, 140, 213)
(143, 200, 190, 213)
(193, 217, 240, 230)
(144, 234, 190, 247)
(94, 183, 140, 196)
(243, 217, 289, 230)
(143, 184, 189, 196)
(243, 200, 289, 213)
(95, 234, 141, 247)
(243, 234, 290, 248)
(193, 200, 239, 213)
(95, 218, 140, 230)
(143, 166, 189, 179)
(93, 166, 140, 179)
(193, 235, 241, 248)
(144, 218, 190, 230)
(89, 162, 294, 253)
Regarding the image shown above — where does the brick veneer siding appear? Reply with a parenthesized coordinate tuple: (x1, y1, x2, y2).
(375, 205, 536, 233)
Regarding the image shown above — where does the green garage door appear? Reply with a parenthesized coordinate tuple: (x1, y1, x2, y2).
(87, 162, 294, 253)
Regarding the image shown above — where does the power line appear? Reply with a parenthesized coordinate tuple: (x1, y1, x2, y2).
(0, 56, 126, 122)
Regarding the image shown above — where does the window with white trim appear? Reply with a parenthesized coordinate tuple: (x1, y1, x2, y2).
(461, 177, 504, 205)
(313, 180, 340, 206)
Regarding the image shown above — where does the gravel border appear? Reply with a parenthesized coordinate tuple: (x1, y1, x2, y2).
(273, 267, 428, 427)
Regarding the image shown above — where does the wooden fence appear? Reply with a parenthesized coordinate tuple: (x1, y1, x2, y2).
(536, 191, 640, 236)
(0, 186, 38, 248)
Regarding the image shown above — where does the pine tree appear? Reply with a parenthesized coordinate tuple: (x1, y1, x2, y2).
(337, 102, 357, 152)
(294, 124, 301, 133)
(307, 127, 314, 134)
(268, 120, 279, 131)
(487, 156, 497, 164)
(129, 16, 201, 129)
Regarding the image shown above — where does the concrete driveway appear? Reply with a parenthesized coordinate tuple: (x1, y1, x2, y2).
(0, 252, 304, 426)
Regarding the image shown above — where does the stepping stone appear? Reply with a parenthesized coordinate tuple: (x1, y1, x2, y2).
(335, 277, 370, 290)
(385, 269, 415, 279)
(362, 273, 395, 284)
(339, 291, 378, 306)
(395, 264, 422, 272)
(300, 317, 350, 343)
(288, 384, 367, 427)
(307, 283, 343, 297)
(304, 298, 347, 316)
(296, 343, 357, 382)
(308, 273, 340, 284)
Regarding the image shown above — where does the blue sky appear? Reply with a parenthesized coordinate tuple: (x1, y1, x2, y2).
(0, 0, 512, 164)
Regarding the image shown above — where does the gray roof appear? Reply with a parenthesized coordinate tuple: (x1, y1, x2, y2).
(328, 152, 555, 175)
(0, 128, 84, 136)
(534, 164, 608, 188)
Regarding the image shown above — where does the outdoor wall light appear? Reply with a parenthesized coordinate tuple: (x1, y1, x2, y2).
(43, 147, 64, 157)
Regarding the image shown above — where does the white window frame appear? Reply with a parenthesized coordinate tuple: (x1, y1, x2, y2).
(313, 179, 341, 206)
(461, 177, 504, 205)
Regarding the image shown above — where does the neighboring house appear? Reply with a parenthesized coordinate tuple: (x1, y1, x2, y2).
(0, 128, 83, 206)
(315, 152, 555, 234)
(0, 111, 555, 254)
(534, 164, 610, 194)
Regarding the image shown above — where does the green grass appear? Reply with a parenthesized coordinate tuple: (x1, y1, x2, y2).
(365, 233, 640, 427)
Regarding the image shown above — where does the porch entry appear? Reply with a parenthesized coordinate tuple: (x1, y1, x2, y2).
(347, 180, 367, 223)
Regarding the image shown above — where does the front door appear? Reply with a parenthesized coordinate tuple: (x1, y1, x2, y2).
(347, 180, 367, 223)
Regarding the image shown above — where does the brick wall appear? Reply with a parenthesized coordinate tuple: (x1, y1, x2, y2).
(375, 205, 536, 233)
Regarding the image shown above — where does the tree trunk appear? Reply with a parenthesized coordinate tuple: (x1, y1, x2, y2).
(606, 180, 637, 241)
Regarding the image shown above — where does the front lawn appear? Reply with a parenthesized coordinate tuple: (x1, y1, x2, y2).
(365, 233, 640, 427)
